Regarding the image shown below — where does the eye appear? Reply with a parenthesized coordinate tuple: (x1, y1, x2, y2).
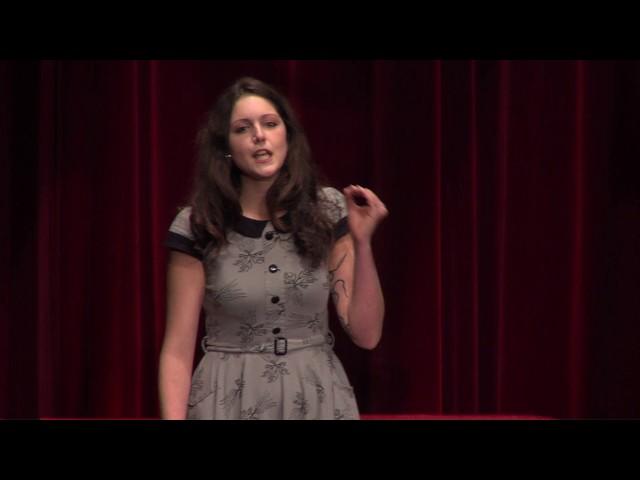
(233, 126, 249, 134)
(265, 121, 279, 128)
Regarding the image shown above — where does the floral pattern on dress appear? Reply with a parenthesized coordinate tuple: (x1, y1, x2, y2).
(219, 378, 245, 418)
(289, 392, 309, 420)
(265, 299, 286, 323)
(306, 313, 323, 333)
(240, 393, 279, 420)
(261, 359, 290, 383)
(264, 231, 296, 254)
(205, 317, 222, 342)
(233, 238, 275, 272)
(334, 408, 356, 420)
(235, 309, 267, 347)
(304, 367, 326, 404)
(284, 270, 317, 306)
(188, 364, 207, 405)
(208, 279, 247, 308)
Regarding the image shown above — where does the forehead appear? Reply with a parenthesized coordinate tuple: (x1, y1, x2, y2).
(230, 95, 279, 122)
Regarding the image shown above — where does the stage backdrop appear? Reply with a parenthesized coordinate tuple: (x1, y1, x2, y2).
(1, 60, 639, 419)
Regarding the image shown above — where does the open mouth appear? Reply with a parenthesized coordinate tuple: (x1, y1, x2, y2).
(253, 149, 272, 162)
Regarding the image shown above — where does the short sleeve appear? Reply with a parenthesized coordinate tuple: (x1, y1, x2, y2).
(164, 207, 203, 260)
(319, 186, 349, 240)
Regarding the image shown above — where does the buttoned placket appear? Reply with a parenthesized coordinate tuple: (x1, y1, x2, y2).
(263, 224, 287, 353)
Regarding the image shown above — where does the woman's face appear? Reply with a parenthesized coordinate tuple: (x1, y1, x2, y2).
(228, 95, 288, 182)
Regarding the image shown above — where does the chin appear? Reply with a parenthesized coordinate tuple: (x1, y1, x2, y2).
(257, 163, 284, 177)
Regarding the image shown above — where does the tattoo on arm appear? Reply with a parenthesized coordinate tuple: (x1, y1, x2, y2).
(328, 253, 348, 278)
(329, 251, 351, 331)
(331, 278, 349, 308)
(329, 252, 349, 302)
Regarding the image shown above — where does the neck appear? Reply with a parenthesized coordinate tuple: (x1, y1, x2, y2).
(239, 175, 276, 220)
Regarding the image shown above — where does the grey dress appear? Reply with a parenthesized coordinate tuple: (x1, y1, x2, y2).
(165, 187, 359, 420)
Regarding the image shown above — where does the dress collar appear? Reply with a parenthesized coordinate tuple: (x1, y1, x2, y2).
(233, 212, 291, 238)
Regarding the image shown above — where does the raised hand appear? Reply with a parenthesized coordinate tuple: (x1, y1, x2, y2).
(342, 185, 389, 245)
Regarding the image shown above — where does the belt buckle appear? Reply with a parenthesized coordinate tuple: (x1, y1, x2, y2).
(274, 337, 288, 355)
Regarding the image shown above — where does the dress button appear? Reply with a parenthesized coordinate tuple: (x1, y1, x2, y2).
(265, 231, 274, 240)
(271, 296, 280, 304)
(272, 327, 281, 334)
(269, 264, 279, 273)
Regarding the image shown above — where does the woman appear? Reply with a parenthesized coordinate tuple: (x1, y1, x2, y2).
(158, 77, 388, 419)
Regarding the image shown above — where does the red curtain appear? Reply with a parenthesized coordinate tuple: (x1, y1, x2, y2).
(2, 60, 639, 419)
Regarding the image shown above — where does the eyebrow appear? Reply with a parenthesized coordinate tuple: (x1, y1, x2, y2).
(230, 113, 281, 125)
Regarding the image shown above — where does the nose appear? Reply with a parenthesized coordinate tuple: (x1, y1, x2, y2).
(252, 124, 265, 143)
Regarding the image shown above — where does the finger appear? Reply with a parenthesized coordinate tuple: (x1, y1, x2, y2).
(343, 184, 361, 198)
(365, 191, 388, 215)
(343, 186, 359, 201)
(345, 185, 370, 206)
(366, 194, 387, 216)
(357, 188, 382, 209)
(360, 187, 381, 202)
(351, 185, 370, 199)
(376, 199, 388, 213)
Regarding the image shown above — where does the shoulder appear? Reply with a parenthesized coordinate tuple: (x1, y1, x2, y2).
(318, 186, 344, 203)
(168, 206, 194, 240)
(318, 186, 347, 223)
(165, 206, 203, 260)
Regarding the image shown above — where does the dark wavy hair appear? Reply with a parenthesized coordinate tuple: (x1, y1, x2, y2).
(189, 77, 335, 268)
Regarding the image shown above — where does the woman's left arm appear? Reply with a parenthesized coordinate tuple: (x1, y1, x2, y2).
(328, 185, 388, 350)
